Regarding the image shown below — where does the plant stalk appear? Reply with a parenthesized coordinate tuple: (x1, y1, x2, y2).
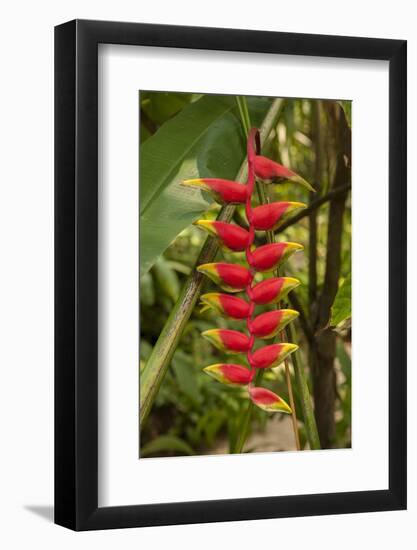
(277, 184, 351, 234)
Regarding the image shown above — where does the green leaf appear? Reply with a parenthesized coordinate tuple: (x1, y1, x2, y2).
(337, 340, 351, 382)
(331, 273, 351, 326)
(139, 271, 155, 306)
(141, 91, 194, 126)
(140, 435, 195, 457)
(140, 339, 153, 361)
(165, 260, 191, 276)
(171, 350, 201, 404)
(152, 258, 180, 303)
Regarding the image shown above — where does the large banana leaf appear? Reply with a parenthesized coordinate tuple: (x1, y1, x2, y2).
(140, 94, 270, 277)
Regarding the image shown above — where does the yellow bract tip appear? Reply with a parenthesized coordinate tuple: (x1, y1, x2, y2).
(290, 201, 308, 210)
(284, 277, 301, 287)
(197, 263, 216, 273)
(287, 242, 304, 251)
(276, 398, 293, 414)
(194, 219, 216, 234)
(181, 178, 206, 189)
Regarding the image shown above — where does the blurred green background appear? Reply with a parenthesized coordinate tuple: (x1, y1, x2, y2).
(139, 92, 351, 457)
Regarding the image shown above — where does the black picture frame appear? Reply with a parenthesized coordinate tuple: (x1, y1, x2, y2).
(55, 19, 407, 531)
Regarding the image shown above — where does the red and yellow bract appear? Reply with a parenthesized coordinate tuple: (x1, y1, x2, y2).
(184, 128, 312, 417)
(202, 329, 251, 354)
(251, 343, 298, 369)
(252, 201, 306, 231)
(200, 293, 250, 319)
(250, 309, 299, 339)
(251, 277, 300, 305)
(182, 178, 247, 204)
(203, 364, 253, 386)
(195, 220, 249, 252)
(197, 262, 251, 292)
(249, 242, 303, 273)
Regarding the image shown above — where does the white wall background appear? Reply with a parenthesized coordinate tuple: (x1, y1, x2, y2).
(0, 1, 414, 548)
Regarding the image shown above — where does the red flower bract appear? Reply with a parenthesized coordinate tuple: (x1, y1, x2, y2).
(197, 262, 251, 292)
(250, 309, 299, 339)
(204, 364, 253, 386)
(252, 201, 306, 231)
(249, 386, 292, 414)
(182, 178, 247, 204)
(249, 242, 303, 273)
(198, 128, 311, 417)
(254, 155, 295, 181)
(251, 343, 298, 369)
(253, 156, 315, 192)
(200, 293, 250, 319)
(251, 277, 300, 305)
(195, 220, 249, 252)
(202, 329, 251, 354)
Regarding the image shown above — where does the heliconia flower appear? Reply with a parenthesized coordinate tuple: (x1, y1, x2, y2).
(203, 364, 253, 386)
(248, 386, 292, 414)
(197, 262, 251, 292)
(200, 293, 250, 319)
(251, 342, 298, 369)
(194, 220, 249, 252)
(252, 201, 306, 231)
(254, 155, 315, 192)
(194, 129, 305, 426)
(251, 277, 300, 305)
(249, 242, 303, 273)
(202, 329, 251, 354)
(251, 309, 299, 339)
(182, 178, 247, 204)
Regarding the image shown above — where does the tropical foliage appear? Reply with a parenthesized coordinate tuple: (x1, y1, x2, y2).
(139, 92, 351, 456)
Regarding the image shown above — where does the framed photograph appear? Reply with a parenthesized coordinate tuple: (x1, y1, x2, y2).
(55, 19, 406, 530)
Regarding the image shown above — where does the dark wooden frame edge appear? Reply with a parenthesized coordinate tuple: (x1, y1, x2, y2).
(54, 19, 407, 531)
